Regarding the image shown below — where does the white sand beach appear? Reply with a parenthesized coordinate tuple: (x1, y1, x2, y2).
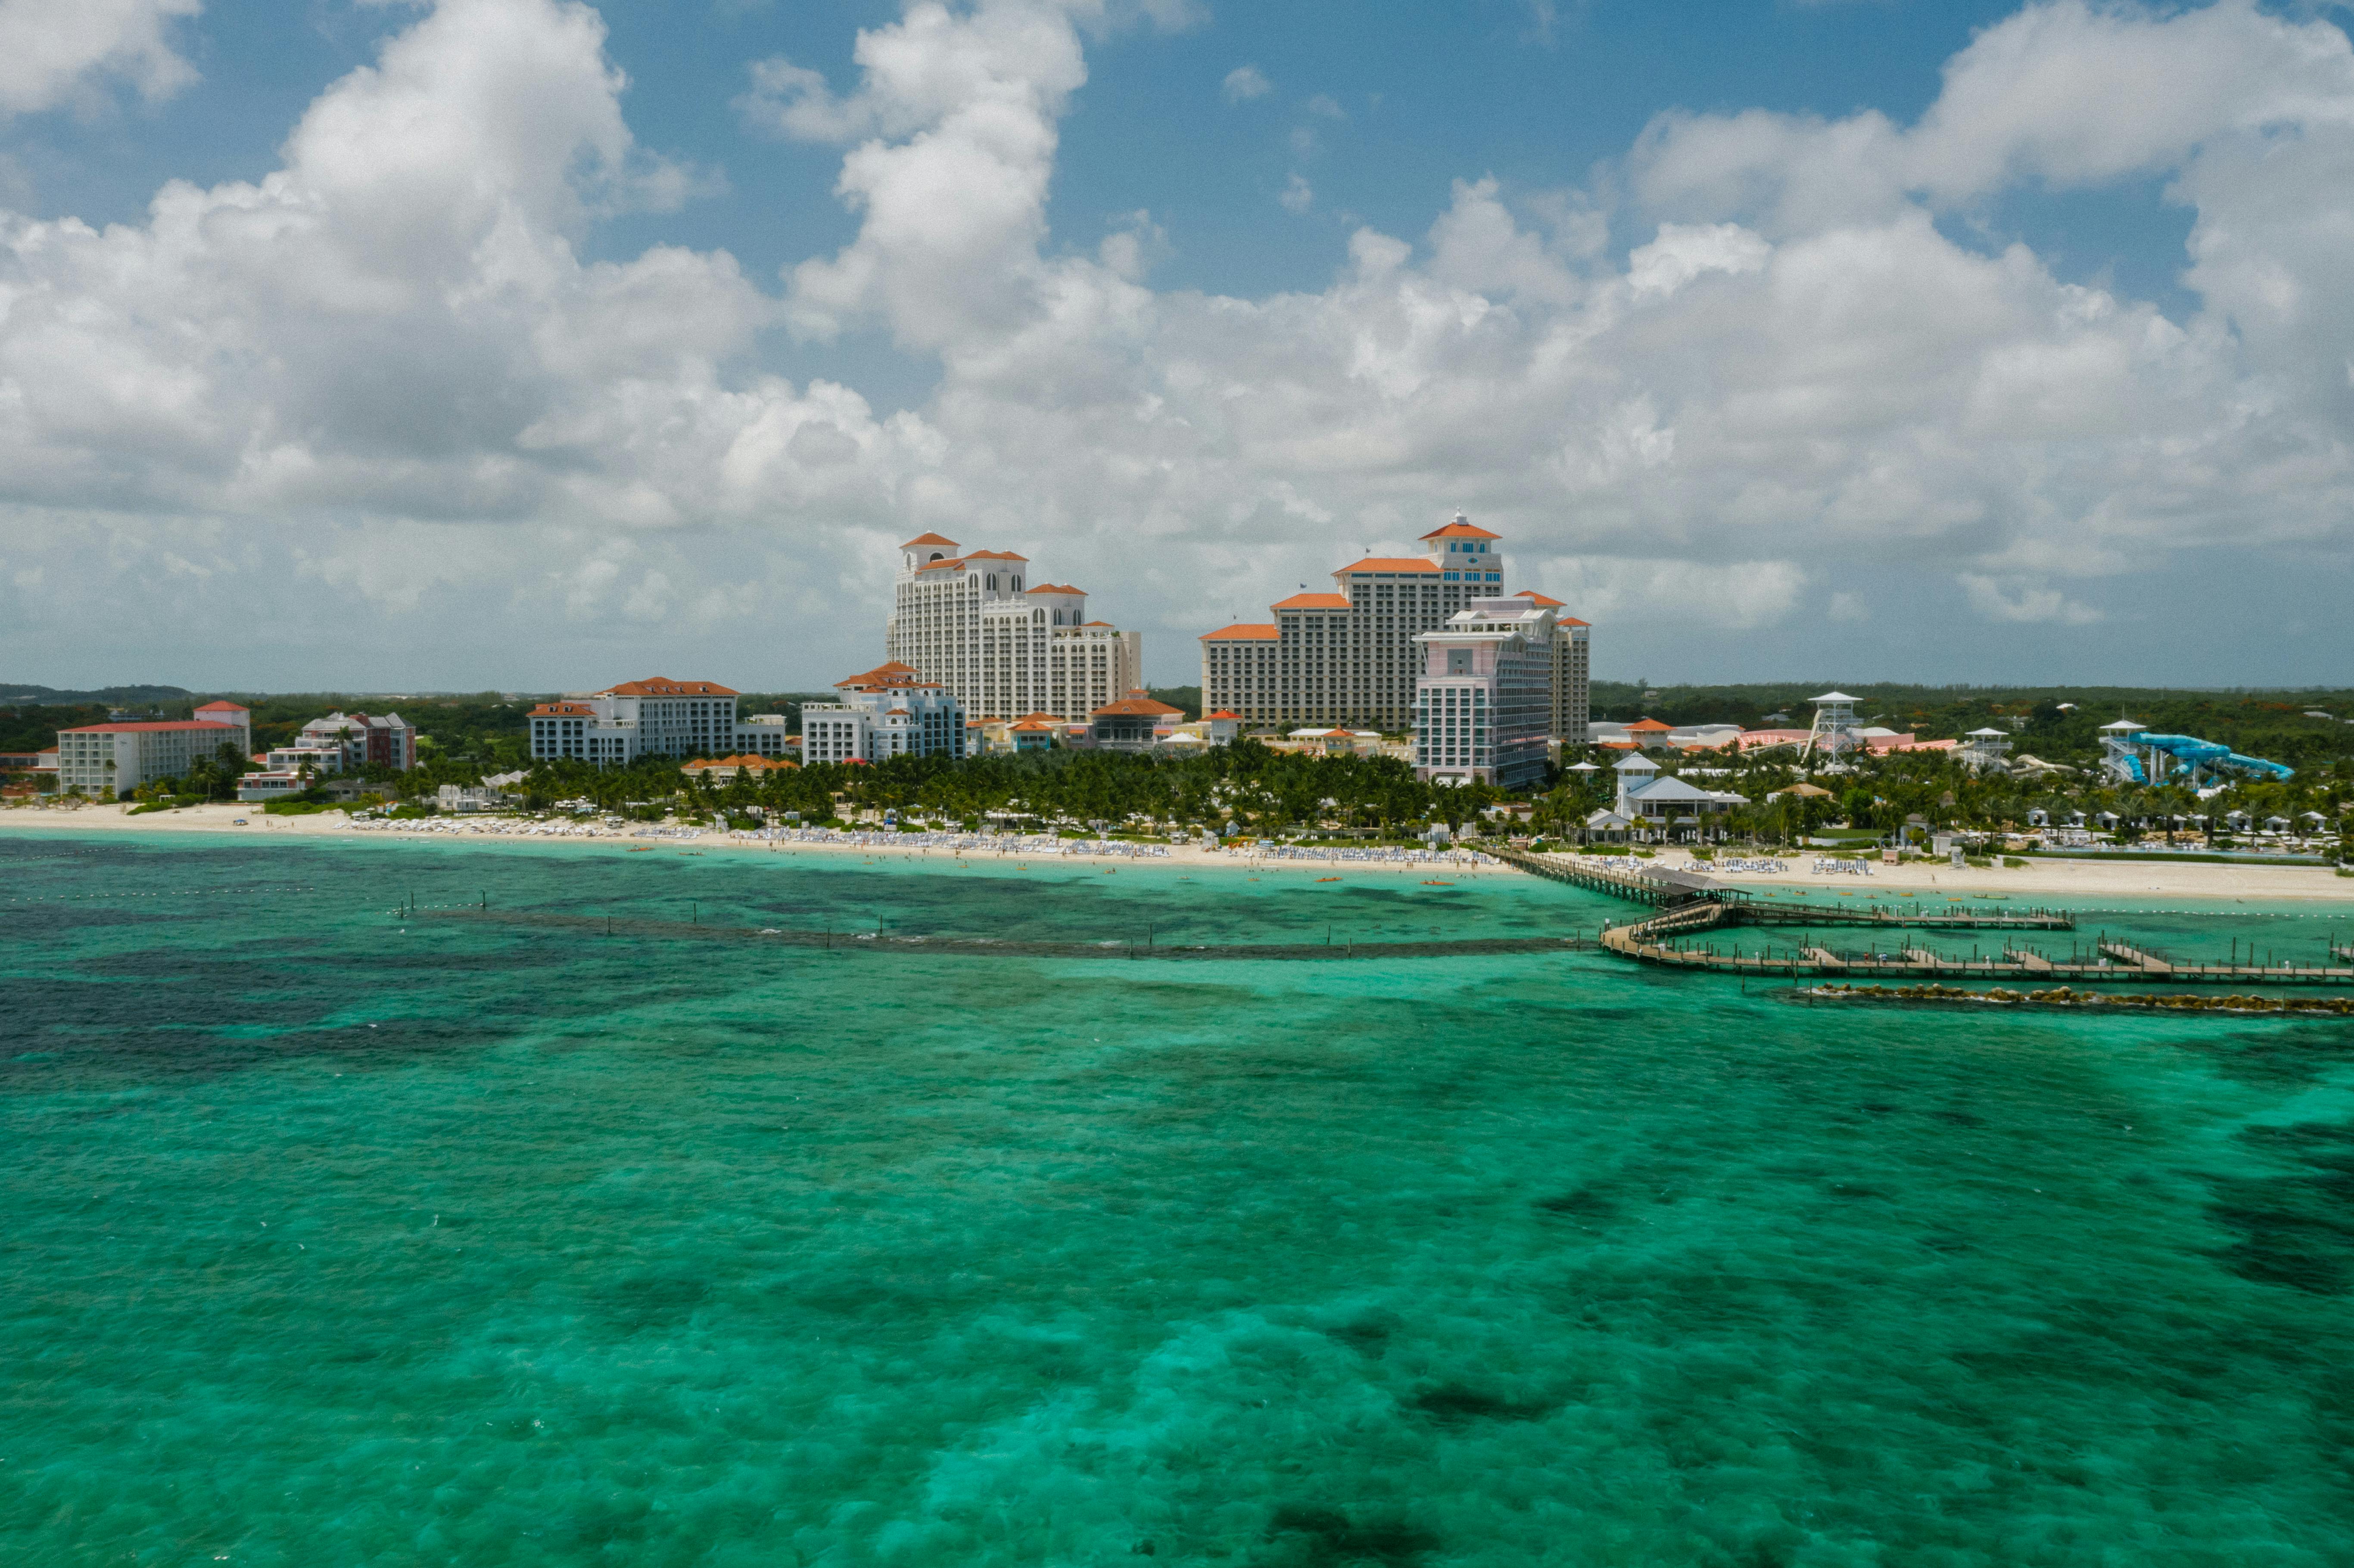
(6, 802, 2350, 901)
(0, 801, 1523, 881)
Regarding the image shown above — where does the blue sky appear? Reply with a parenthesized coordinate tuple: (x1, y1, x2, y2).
(26, 0, 2186, 368)
(0, 0, 2348, 692)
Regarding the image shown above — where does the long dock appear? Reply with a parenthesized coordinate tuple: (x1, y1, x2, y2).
(1494, 851, 1718, 908)
(1495, 849, 2074, 930)
(1600, 914, 2354, 986)
(1491, 848, 2353, 988)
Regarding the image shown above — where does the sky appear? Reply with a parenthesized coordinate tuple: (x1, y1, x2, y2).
(1, 0, 2351, 694)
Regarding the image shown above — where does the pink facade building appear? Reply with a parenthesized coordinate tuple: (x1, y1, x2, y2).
(1411, 597, 1558, 788)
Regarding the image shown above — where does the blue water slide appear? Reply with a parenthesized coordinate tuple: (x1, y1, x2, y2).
(2130, 734, 2294, 782)
(2220, 750, 2296, 781)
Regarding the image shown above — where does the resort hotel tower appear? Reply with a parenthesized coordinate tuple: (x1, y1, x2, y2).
(885, 534, 1143, 724)
(1197, 514, 1589, 743)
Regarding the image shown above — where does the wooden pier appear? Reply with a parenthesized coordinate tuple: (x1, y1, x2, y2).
(1491, 848, 2353, 989)
(1600, 912, 2354, 986)
(1494, 849, 2074, 930)
(1491, 850, 1718, 908)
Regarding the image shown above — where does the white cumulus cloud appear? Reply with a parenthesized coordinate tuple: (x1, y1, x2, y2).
(3, 0, 2354, 691)
(0, 0, 200, 117)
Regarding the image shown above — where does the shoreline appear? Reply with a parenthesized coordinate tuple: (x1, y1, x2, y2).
(6, 803, 2351, 903)
(0, 803, 1514, 882)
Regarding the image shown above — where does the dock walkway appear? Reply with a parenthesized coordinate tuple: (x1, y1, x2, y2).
(1495, 849, 2073, 930)
(1598, 918, 2354, 986)
(1494, 848, 2353, 988)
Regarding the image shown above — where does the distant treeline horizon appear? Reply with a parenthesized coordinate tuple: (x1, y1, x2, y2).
(6, 680, 2352, 776)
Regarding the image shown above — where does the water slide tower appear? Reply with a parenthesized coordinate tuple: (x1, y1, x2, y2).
(1799, 691, 1860, 763)
(2099, 719, 2149, 783)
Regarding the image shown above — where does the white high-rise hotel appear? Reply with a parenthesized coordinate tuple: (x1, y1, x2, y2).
(885, 533, 1143, 722)
(1199, 515, 1589, 741)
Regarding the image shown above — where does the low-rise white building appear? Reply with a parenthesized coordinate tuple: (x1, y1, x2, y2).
(526, 678, 794, 766)
(234, 708, 420, 800)
(1609, 753, 1749, 838)
(799, 662, 967, 765)
(56, 705, 251, 798)
(436, 781, 515, 813)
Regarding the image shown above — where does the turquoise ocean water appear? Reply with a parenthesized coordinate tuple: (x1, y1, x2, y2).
(4, 832, 2353, 1566)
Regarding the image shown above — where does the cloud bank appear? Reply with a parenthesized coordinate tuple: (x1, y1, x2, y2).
(2, 0, 2351, 689)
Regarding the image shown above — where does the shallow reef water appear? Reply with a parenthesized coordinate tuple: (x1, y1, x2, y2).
(3, 833, 2353, 1565)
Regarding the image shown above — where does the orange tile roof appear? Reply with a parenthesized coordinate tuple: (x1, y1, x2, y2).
(1012, 711, 1063, 726)
(1513, 590, 1565, 607)
(1336, 557, 1437, 574)
(835, 660, 927, 689)
(900, 532, 959, 548)
(193, 701, 249, 714)
(1081, 619, 1117, 627)
(1625, 718, 1674, 732)
(1207, 710, 1242, 720)
(684, 754, 796, 771)
(920, 549, 1027, 571)
(1093, 696, 1184, 719)
(531, 701, 600, 717)
(1420, 517, 1501, 541)
(1273, 593, 1351, 610)
(1200, 622, 1279, 641)
(600, 676, 740, 698)
(62, 720, 256, 734)
(1025, 583, 1084, 595)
